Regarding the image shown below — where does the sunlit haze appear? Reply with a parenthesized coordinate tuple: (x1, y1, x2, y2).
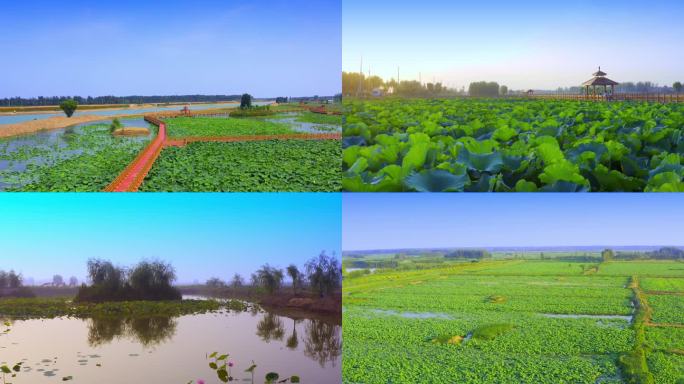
(343, 194, 684, 250)
(343, 0, 684, 90)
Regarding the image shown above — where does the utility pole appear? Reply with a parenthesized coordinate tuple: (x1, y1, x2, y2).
(356, 56, 364, 97)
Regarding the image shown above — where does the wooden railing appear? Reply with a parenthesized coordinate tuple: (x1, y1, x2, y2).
(527, 93, 684, 103)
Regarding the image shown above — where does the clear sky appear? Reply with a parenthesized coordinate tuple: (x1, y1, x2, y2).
(0, 193, 341, 284)
(343, 194, 684, 251)
(0, 0, 340, 98)
(343, 0, 684, 90)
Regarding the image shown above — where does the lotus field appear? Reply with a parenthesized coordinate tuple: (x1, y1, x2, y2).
(342, 260, 684, 383)
(342, 99, 684, 192)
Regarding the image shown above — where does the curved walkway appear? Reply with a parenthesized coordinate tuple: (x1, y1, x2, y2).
(104, 116, 166, 192)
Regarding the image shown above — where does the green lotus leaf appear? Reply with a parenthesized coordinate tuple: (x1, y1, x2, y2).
(404, 169, 469, 192)
(457, 149, 504, 173)
(539, 161, 587, 186)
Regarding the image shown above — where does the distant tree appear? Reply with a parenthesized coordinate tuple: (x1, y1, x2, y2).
(0, 271, 8, 288)
(469, 81, 500, 97)
(305, 252, 341, 298)
(59, 99, 78, 117)
(240, 93, 252, 109)
(8, 270, 22, 288)
(230, 273, 244, 289)
(128, 260, 177, 293)
(286, 264, 303, 295)
(275, 97, 288, 103)
(255, 264, 283, 295)
(674, 82, 683, 94)
(87, 258, 124, 289)
(53, 274, 64, 286)
(206, 277, 226, 288)
(602, 249, 615, 262)
(69, 276, 78, 287)
(500, 85, 508, 96)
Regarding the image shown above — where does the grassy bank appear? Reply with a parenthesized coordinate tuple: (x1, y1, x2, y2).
(0, 297, 250, 319)
(179, 285, 341, 315)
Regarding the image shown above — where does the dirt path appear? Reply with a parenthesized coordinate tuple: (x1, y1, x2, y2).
(0, 114, 138, 139)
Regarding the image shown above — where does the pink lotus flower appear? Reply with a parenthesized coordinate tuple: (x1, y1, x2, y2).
(197, 380, 205, 384)
(228, 362, 234, 367)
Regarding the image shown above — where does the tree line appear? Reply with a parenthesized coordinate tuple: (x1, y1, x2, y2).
(205, 252, 341, 298)
(0, 95, 248, 107)
(612, 247, 684, 261)
(444, 249, 491, 259)
(342, 72, 510, 97)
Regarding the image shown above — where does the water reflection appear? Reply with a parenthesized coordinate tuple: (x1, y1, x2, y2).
(87, 316, 177, 347)
(286, 319, 301, 350)
(256, 313, 285, 342)
(303, 319, 342, 367)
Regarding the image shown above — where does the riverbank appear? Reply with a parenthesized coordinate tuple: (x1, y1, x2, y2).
(0, 114, 141, 138)
(179, 286, 342, 315)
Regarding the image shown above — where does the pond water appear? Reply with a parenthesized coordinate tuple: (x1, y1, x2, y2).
(0, 117, 154, 191)
(0, 306, 341, 383)
(540, 313, 633, 322)
(369, 308, 453, 319)
(266, 113, 341, 133)
(0, 102, 272, 126)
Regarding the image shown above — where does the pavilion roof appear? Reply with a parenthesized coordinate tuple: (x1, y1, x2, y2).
(582, 76, 619, 86)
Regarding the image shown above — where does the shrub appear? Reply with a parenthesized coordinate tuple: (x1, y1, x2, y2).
(59, 99, 78, 117)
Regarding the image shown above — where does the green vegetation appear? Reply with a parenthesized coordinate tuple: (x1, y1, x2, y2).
(141, 140, 341, 192)
(194, 351, 300, 384)
(229, 105, 275, 117)
(343, 258, 684, 383)
(166, 117, 293, 138)
(648, 295, 684, 325)
(75, 259, 181, 302)
(342, 99, 684, 192)
(59, 99, 78, 117)
(1, 122, 152, 191)
(109, 118, 122, 133)
(0, 297, 241, 319)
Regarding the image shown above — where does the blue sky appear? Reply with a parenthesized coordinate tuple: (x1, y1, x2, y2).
(343, 194, 684, 250)
(0, 193, 341, 284)
(0, 0, 340, 98)
(343, 0, 684, 90)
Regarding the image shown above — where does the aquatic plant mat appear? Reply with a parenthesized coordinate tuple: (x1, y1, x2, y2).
(342, 260, 684, 383)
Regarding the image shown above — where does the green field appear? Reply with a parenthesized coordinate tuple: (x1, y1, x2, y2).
(342, 99, 684, 192)
(140, 139, 341, 192)
(343, 259, 684, 383)
(166, 116, 295, 138)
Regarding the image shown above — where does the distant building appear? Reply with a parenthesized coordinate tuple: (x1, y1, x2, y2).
(371, 87, 384, 97)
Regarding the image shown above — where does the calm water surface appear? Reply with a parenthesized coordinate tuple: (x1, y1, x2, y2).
(0, 306, 341, 383)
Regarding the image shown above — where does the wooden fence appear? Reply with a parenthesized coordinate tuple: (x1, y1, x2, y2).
(527, 93, 684, 103)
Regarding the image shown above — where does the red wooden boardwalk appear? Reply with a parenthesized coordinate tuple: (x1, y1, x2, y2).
(104, 117, 166, 192)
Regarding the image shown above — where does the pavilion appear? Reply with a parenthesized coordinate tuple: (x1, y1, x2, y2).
(582, 67, 619, 96)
